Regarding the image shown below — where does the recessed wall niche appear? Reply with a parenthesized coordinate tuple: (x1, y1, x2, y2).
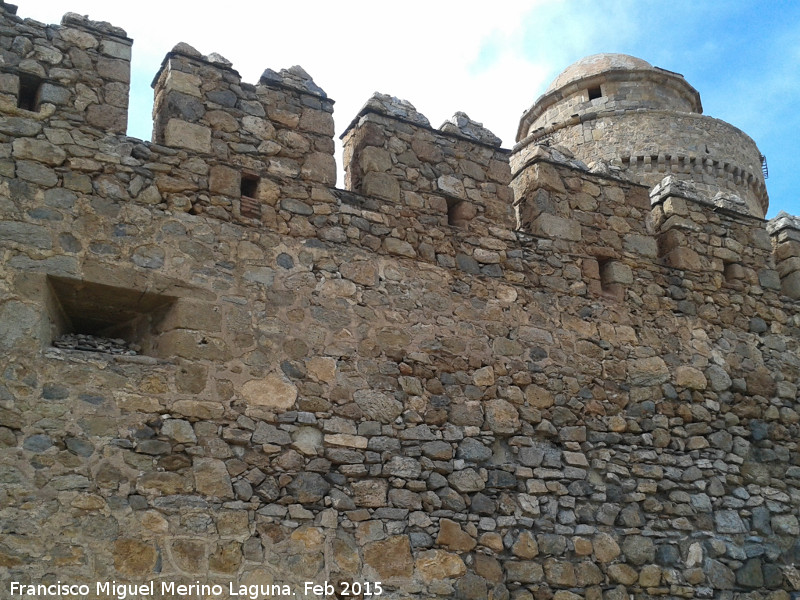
(46, 276, 176, 357)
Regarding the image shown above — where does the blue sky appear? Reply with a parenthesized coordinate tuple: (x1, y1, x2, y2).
(27, 1, 799, 218)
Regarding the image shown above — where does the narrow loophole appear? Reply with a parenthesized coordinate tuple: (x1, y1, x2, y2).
(18, 73, 42, 112)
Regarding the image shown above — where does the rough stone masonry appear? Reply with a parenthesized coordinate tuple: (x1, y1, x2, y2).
(0, 3, 799, 600)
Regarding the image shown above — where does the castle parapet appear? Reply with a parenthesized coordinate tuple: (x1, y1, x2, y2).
(0, 4, 131, 134)
(510, 145, 655, 300)
(151, 45, 335, 220)
(649, 175, 780, 293)
(768, 212, 800, 299)
(341, 94, 513, 228)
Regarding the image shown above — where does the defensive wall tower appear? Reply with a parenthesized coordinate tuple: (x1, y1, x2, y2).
(512, 53, 769, 218)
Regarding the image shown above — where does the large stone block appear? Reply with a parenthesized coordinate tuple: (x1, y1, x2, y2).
(544, 559, 577, 586)
(363, 536, 413, 579)
(39, 83, 70, 105)
(157, 330, 228, 360)
(113, 539, 157, 577)
(623, 233, 659, 257)
(415, 549, 466, 582)
(58, 26, 98, 49)
(86, 104, 127, 132)
(675, 365, 707, 390)
(358, 146, 392, 173)
(484, 398, 520, 434)
(299, 108, 334, 136)
(302, 151, 337, 184)
(505, 560, 544, 583)
(437, 519, 477, 552)
(601, 261, 633, 285)
(775, 239, 800, 262)
(383, 237, 415, 258)
(438, 175, 467, 199)
(532, 162, 565, 193)
(593, 533, 620, 563)
(209, 165, 241, 196)
(531, 213, 581, 241)
(159, 300, 221, 332)
(164, 118, 212, 152)
(193, 458, 233, 499)
(164, 69, 203, 96)
(12, 139, 66, 166)
(362, 171, 400, 202)
(629, 357, 669, 386)
(0, 221, 52, 249)
(100, 39, 132, 60)
(97, 57, 131, 83)
(354, 389, 402, 423)
(241, 374, 298, 410)
(781, 270, 800, 299)
(664, 246, 702, 270)
(352, 479, 388, 507)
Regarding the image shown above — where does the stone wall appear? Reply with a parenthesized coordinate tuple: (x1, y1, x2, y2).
(769, 213, 800, 299)
(1, 4, 800, 600)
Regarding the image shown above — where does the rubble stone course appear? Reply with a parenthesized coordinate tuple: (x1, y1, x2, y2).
(0, 4, 798, 600)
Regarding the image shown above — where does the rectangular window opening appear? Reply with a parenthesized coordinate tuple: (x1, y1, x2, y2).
(18, 73, 42, 112)
(598, 257, 612, 290)
(239, 172, 262, 220)
(47, 276, 176, 357)
(240, 173, 259, 198)
(588, 86, 602, 101)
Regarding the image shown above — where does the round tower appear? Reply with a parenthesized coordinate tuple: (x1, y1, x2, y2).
(513, 53, 769, 217)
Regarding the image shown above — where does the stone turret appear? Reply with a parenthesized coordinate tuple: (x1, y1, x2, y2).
(513, 53, 769, 217)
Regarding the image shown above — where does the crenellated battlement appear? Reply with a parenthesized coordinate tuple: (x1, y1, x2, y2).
(0, 2, 796, 301)
(648, 176, 779, 290)
(342, 93, 513, 229)
(0, 2, 131, 133)
(149, 43, 336, 221)
(2, 6, 800, 600)
(768, 212, 800, 299)
(151, 45, 334, 172)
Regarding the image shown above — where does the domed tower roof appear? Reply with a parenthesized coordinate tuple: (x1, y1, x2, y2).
(516, 53, 702, 144)
(545, 53, 654, 94)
